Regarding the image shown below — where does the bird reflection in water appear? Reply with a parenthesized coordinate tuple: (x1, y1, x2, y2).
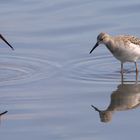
(0, 111, 8, 123)
(92, 75, 140, 123)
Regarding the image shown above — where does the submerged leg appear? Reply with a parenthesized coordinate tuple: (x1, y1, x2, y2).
(135, 62, 139, 73)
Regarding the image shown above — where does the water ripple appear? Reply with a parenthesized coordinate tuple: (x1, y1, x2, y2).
(0, 54, 59, 86)
(62, 54, 137, 83)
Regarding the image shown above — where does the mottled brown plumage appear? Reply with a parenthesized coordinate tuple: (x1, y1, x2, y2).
(115, 35, 140, 46)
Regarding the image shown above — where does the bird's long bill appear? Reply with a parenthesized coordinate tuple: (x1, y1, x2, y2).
(0, 34, 14, 50)
(89, 42, 99, 54)
(91, 105, 101, 113)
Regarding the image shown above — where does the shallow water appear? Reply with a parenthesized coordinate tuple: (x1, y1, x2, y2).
(0, 0, 140, 139)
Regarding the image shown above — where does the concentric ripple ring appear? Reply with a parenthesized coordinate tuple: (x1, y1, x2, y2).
(0, 54, 59, 86)
(62, 54, 137, 83)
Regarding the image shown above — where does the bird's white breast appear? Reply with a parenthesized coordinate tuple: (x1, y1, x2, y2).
(108, 41, 140, 62)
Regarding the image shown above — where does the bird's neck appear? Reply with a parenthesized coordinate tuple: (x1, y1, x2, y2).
(105, 39, 115, 54)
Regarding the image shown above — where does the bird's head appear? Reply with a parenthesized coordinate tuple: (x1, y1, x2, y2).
(89, 32, 110, 54)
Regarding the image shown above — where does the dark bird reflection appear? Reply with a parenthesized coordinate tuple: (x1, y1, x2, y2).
(0, 110, 7, 119)
(92, 82, 140, 123)
(0, 111, 8, 125)
(0, 111, 8, 116)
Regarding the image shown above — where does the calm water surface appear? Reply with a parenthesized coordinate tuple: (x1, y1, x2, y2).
(0, 0, 140, 139)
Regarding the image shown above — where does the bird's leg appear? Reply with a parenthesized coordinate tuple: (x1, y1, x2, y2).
(121, 62, 124, 74)
(135, 62, 139, 73)
(120, 62, 124, 83)
(136, 71, 139, 83)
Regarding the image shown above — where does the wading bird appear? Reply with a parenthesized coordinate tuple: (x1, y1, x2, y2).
(90, 32, 140, 74)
